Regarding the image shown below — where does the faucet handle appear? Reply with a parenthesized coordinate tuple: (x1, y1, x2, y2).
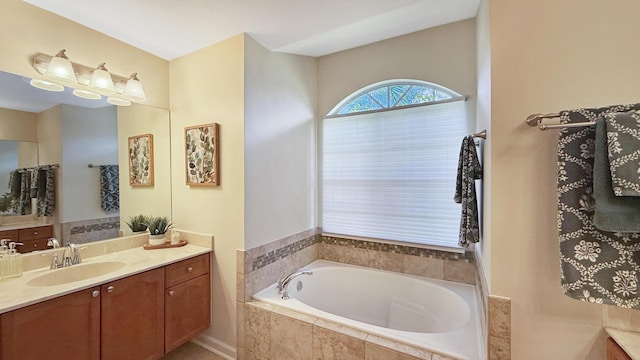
(42, 252, 62, 269)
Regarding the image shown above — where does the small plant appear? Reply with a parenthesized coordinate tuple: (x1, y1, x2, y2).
(145, 216, 173, 235)
(125, 214, 149, 232)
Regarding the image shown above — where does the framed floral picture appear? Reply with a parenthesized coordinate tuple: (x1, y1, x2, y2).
(128, 134, 154, 186)
(185, 123, 220, 186)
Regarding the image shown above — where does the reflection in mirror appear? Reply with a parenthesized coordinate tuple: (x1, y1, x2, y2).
(0, 70, 171, 247)
(0, 140, 38, 215)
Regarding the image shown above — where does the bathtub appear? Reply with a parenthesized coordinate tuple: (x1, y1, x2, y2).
(253, 260, 482, 360)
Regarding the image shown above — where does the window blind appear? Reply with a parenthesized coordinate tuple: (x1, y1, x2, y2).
(322, 101, 467, 249)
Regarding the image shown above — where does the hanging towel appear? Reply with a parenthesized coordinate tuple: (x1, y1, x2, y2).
(17, 170, 31, 215)
(454, 135, 482, 247)
(29, 168, 39, 198)
(8, 170, 21, 199)
(604, 111, 640, 196)
(557, 104, 640, 309)
(593, 116, 640, 232)
(36, 166, 55, 216)
(99, 165, 119, 212)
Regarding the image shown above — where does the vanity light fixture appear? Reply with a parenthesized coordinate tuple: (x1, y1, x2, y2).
(43, 49, 77, 85)
(30, 50, 148, 106)
(88, 63, 116, 95)
(29, 79, 64, 92)
(73, 88, 102, 100)
(123, 73, 147, 102)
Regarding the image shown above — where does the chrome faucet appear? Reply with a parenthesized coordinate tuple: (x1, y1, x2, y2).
(47, 238, 61, 248)
(62, 243, 82, 267)
(277, 270, 312, 300)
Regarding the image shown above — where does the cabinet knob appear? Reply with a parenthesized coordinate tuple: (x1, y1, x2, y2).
(187, 267, 193, 273)
(34, 232, 38, 235)
(33, 243, 37, 248)
(92, 290, 99, 298)
(169, 290, 175, 296)
(107, 285, 114, 293)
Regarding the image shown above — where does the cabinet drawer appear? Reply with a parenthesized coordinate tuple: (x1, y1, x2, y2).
(0, 229, 19, 241)
(165, 254, 210, 288)
(17, 238, 51, 254)
(18, 226, 52, 241)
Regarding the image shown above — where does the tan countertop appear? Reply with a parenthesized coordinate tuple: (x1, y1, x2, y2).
(0, 231, 213, 314)
(606, 327, 640, 359)
(0, 221, 52, 231)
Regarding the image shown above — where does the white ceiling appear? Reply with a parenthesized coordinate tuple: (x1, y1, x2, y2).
(24, 0, 479, 60)
(6, 0, 479, 112)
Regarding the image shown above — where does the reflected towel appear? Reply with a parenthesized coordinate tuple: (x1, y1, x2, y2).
(593, 116, 640, 232)
(557, 104, 640, 309)
(99, 165, 119, 212)
(604, 111, 640, 196)
(454, 135, 482, 247)
(17, 170, 31, 215)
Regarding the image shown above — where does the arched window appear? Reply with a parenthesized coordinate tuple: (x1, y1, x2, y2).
(322, 79, 468, 250)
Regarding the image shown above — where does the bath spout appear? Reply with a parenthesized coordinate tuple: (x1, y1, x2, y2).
(278, 270, 312, 300)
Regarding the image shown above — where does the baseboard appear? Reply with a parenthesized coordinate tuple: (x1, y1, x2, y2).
(192, 333, 236, 360)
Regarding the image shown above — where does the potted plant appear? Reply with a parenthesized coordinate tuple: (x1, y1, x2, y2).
(146, 216, 173, 245)
(125, 214, 149, 233)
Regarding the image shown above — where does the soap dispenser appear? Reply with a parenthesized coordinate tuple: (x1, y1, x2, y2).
(0, 239, 9, 280)
(6, 242, 23, 279)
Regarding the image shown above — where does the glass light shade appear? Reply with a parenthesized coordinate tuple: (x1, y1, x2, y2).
(123, 74, 147, 102)
(30, 78, 64, 92)
(89, 64, 115, 95)
(107, 97, 131, 106)
(73, 88, 101, 100)
(44, 53, 77, 85)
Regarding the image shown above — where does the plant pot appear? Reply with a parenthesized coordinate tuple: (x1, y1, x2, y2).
(148, 234, 166, 246)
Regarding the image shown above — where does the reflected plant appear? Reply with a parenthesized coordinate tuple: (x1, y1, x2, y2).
(125, 214, 149, 232)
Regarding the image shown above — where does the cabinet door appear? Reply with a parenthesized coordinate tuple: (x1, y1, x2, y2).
(0, 287, 100, 360)
(165, 273, 211, 352)
(101, 268, 164, 360)
(607, 337, 632, 360)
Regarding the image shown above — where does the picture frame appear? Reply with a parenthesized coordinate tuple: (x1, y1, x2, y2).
(185, 123, 220, 186)
(128, 134, 154, 186)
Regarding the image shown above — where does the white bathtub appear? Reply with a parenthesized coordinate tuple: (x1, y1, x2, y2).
(253, 260, 482, 360)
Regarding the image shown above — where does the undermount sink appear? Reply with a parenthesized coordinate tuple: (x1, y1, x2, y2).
(27, 261, 126, 287)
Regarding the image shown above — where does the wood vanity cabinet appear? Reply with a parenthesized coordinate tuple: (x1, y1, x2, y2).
(0, 286, 101, 360)
(0, 224, 54, 253)
(607, 337, 632, 360)
(164, 253, 211, 353)
(101, 268, 165, 360)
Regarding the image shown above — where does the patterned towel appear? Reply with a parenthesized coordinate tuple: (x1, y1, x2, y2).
(99, 165, 119, 212)
(557, 104, 640, 309)
(604, 111, 640, 196)
(36, 166, 56, 216)
(454, 135, 482, 248)
(17, 170, 31, 215)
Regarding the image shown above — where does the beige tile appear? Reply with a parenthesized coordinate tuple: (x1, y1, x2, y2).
(237, 301, 246, 349)
(321, 244, 369, 267)
(252, 260, 280, 294)
(236, 347, 246, 360)
(312, 319, 367, 360)
(404, 255, 444, 279)
(271, 312, 313, 360)
(244, 272, 254, 302)
(443, 259, 476, 285)
(488, 296, 511, 340)
(237, 271, 246, 303)
(489, 335, 511, 360)
(237, 249, 246, 274)
(365, 335, 432, 359)
(364, 342, 426, 360)
(161, 341, 227, 360)
(245, 303, 271, 358)
(368, 250, 404, 272)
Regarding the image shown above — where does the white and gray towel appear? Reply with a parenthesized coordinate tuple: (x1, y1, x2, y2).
(454, 135, 482, 248)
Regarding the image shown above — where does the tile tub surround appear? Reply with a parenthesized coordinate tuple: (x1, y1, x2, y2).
(245, 301, 462, 360)
(61, 216, 120, 244)
(0, 231, 214, 314)
(488, 296, 511, 360)
(237, 231, 481, 360)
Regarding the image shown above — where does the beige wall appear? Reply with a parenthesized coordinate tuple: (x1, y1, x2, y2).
(169, 34, 246, 356)
(0, 108, 38, 142)
(487, 0, 640, 358)
(243, 36, 318, 249)
(0, 0, 169, 109)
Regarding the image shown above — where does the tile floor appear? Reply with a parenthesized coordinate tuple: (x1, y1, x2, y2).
(162, 341, 226, 360)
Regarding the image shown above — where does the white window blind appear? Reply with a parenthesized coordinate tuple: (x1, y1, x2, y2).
(322, 101, 467, 249)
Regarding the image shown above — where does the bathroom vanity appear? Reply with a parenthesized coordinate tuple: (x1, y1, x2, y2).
(0, 234, 212, 360)
(0, 223, 54, 253)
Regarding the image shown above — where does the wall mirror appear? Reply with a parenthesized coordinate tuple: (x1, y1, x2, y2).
(0, 69, 171, 245)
